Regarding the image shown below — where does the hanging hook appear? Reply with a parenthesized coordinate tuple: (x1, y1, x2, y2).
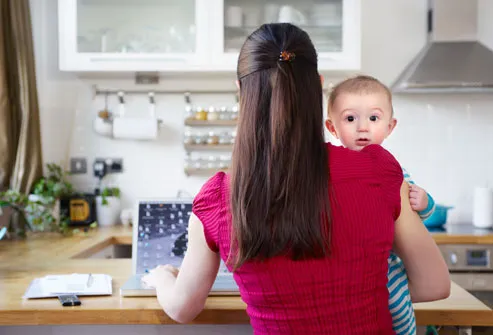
(184, 92, 193, 119)
(184, 92, 192, 104)
(118, 91, 125, 117)
(148, 92, 156, 119)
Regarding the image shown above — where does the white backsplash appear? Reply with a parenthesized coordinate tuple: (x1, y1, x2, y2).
(386, 94, 493, 224)
(41, 78, 493, 225)
(31, 0, 491, 223)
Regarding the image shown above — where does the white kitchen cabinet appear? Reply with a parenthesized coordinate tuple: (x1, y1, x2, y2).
(207, 0, 360, 72)
(58, 0, 210, 72)
(58, 0, 360, 72)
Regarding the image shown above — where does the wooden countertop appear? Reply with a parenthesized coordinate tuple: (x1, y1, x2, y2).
(433, 233, 493, 245)
(1, 226, 492, 326)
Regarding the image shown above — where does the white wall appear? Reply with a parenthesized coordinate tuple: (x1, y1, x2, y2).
(31, 0, 490, 224)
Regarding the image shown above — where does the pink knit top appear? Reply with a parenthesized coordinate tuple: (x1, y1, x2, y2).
(193, 143, 403, 334)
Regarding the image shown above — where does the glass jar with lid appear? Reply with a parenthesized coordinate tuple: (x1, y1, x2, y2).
(218, 131, 232, 145)
(231, 105, 239, 121)
(193, 132, 207, 145)
(207, 156, 219, 169)
(184, 157, 191, 169)
(183, 131, 194, 145)
(184, 105, 193, 119)
(219, 155, 231, 169)
(207, 106, 220, 121)
(194, 106, 208, 121)
(219, 106, 230, 120)
(189, 156, 203, 169)
(207, 131, 220, 145)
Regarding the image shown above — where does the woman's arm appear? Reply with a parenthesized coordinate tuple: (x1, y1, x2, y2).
(144, 213, 221, 323)
(393, 181, 450, 303)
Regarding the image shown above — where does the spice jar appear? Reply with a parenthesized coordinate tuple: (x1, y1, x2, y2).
(218, 132, 231, 144)
(219, 106, 230, 120)
(193, 132, 207, 145)
(207, 156, 219, 169)
(184, 157, 191, 169)
(184, 105, 193, 119)
(219, 155, 231, 169)
(231, 105, 239, 120)
(190, 157, 202, 169)
(183, 131, 194, 145)
(194, 106, 208, 121)
(207, 106, 219, 121)
(207, 131, 220, 145)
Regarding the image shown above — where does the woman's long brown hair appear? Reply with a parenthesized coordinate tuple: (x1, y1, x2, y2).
(230, 23, 331, 270)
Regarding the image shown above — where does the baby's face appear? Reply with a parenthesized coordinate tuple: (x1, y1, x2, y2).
(326, 92, 396, 151)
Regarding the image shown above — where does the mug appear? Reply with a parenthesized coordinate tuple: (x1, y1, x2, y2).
(278, 6, 306, 25)
(226, 6, 243, 27)
(264, 4, 280, 23)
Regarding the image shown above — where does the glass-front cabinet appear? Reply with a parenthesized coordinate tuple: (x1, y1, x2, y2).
(57, 0, 360, 72)
(58, 0, 210, 71)
(209, 0, 360, 71)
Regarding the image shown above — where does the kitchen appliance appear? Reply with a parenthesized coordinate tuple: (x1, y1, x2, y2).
(392, 0, 493, 93)
(59, 194, 96, 226)
(441, 244, 493, 307)
(439, 242, 493, 333)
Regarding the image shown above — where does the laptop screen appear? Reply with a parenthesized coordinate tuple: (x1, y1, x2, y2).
(133, 199, 193, 275)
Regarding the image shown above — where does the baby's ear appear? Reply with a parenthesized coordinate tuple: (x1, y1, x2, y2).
(325, 119, 338, 138)
(388, 118, 397, 135)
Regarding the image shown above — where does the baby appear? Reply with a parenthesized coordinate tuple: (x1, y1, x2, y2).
(325, 75, 435, 335)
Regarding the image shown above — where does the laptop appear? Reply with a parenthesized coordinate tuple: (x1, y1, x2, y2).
(120, 198, 239, 297)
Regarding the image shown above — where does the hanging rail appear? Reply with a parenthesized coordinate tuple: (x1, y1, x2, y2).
(92, 86, 239, 97)
(92, 85, 330, 98)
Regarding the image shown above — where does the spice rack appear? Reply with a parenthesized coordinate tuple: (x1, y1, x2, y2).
(183, 93, 237, 176)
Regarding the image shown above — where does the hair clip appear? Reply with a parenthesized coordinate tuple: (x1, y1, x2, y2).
(279, 51, 296, 62)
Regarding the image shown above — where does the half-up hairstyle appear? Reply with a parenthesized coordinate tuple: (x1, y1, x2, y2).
(230, 23, 331, 270)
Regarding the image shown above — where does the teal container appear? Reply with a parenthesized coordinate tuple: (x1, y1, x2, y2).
(423, 205, 453, 228)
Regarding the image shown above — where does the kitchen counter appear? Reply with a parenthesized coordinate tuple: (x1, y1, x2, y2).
(430, 224, 493, 244)
(1, 226, 493, 327)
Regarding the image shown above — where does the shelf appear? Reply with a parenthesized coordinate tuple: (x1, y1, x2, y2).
(184, 167, 229, 176)
(184, 144, 233, 151)
(184, 118, 237, 127)
(224, 25, 342, 36)
(224, 25, 342, 53)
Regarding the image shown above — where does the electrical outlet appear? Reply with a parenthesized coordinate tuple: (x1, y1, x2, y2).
(94, 158, 123, 174)
(70, 157, 87, 174)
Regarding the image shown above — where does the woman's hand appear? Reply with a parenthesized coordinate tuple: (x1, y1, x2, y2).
(141, 264, 179, 289)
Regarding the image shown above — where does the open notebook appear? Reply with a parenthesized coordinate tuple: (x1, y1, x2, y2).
(24, 273, 112, 299)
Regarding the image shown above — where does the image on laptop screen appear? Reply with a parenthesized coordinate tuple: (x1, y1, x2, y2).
(135, 200, 230, 275)
(136, 201, 192, 274)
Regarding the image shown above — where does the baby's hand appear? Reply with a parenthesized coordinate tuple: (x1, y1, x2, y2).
(409, 184, 428, 212)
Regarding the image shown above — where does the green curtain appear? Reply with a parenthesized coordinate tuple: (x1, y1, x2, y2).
(0, 0, 42, 194)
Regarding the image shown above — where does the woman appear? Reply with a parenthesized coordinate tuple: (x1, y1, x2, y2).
(143, 23, 450, 334)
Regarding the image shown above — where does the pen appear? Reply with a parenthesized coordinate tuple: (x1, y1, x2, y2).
(86, 273, 93, 287)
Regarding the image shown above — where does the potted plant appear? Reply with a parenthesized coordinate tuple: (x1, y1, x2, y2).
(95, 186, 121, 227)
(0, 190, 52, 237)
(0, 163, 74, 236)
